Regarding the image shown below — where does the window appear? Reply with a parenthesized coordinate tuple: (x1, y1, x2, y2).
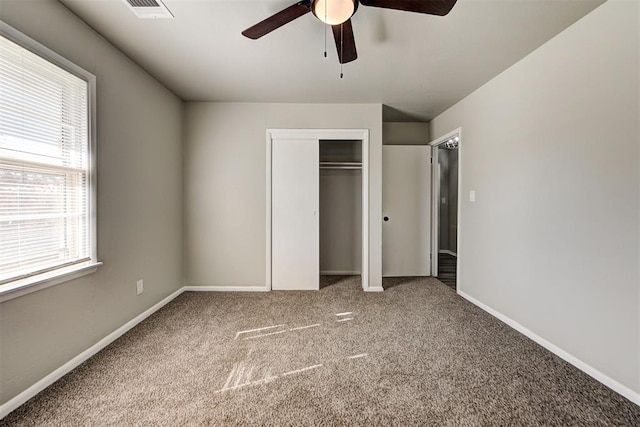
(0, 23, 98, 297)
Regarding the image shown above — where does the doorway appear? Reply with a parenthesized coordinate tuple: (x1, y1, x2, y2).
(320, 139, 362, 284)
(430, 129, 461, 291)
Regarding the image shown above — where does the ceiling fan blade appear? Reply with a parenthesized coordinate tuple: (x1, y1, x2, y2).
(332, 19, 357, 64)
(242, 0, 312, 39)
(360, 0, 457, 16)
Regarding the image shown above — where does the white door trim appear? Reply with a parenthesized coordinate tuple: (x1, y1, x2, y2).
(266, 129, 370, 291)
(429, 128, 462, 289)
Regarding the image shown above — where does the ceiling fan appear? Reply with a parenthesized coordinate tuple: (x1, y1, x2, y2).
(242, 0, 458, 64)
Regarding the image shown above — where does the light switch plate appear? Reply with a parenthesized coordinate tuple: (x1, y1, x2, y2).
(469, 190, 476, 202)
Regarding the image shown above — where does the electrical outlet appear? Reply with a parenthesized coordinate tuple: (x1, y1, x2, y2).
(136, 279, 144, 295)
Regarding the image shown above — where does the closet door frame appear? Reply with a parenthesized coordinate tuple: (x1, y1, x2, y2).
(266, 129, 370, 291)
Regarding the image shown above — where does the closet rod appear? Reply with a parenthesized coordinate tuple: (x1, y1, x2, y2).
(320, 165, 362, 170)
(320, 161, 362, 170)
(319, 161, 362, 166)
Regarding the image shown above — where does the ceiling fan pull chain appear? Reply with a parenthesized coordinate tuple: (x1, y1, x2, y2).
(323, 27, 327, 57)
(323, 5, 327, 58)
(340, 23, 344, 78)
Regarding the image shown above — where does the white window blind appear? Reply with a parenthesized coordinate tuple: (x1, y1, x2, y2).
(0, 34, 92, 285)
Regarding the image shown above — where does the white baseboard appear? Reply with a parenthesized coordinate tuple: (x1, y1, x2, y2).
(182, 285, 269, 292)
(320, 271, 361, 275)
(438, 250, 457, 257)
(458, 290, 640, 407)
(0, 287, 185, 420)
(366, 287, 384, 292)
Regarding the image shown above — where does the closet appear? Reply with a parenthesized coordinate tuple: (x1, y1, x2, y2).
(269, 130, 368, 291)
(319, 140, 362, 277)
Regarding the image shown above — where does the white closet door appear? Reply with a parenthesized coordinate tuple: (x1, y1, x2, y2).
(382, 145, 431, 276)
(272, 138, 319, 290)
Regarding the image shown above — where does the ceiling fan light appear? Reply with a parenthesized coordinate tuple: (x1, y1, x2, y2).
(313, 0, 355, 25)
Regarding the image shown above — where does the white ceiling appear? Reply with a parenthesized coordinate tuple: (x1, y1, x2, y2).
(59, 0, 604, 121)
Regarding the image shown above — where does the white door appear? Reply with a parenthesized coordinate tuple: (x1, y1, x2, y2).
(382, 146, 431, 276)
(272, 138, 319, 290)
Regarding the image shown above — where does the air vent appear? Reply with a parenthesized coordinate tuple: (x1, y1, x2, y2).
(123, 0, 174, 19)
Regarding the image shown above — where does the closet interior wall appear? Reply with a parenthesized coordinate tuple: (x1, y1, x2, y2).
(319, 140, 362, 275)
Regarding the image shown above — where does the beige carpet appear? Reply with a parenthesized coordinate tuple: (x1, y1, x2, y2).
(2, 276, 639, 426)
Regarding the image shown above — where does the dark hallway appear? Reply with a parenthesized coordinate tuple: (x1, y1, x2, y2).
(437, 253, 457, 291)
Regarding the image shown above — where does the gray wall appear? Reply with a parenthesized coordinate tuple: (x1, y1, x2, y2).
(430, 0, 639, 394)
(383, 122, 429, 145)
(0, 0, 183, 405)
(183, 103, 383, 288)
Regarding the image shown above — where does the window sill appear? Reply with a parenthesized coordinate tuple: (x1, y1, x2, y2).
(0, 261, 103, 303)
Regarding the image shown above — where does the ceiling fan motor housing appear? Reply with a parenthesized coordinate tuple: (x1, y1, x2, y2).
(312, 0, 359, 25)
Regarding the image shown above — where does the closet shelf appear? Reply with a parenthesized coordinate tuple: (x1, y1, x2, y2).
(320, 161, 362, 170)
